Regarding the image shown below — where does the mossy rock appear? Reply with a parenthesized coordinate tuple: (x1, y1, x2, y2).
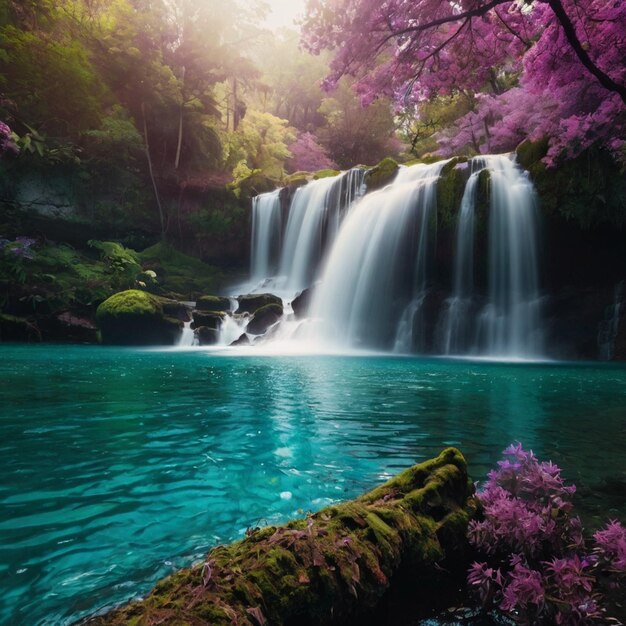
(312, 169, 340, 180)
(196, 295, 232, 312)
(364, 157, 399, 192)
(283, 172, 311, 188)
(246, 303, 283, 335)
(192, 310, 226, 330)
(236, 293, 283, 315)
(88, 448, 475, 626)
(515, 137, 550, 171)
(96, 289, 182, 345)
(436, 158, 469, 227)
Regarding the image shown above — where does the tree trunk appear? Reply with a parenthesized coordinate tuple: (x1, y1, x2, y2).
(88, 448, 475, 626)
(175, 66, 186, 170)
(141, 102, 166, 240)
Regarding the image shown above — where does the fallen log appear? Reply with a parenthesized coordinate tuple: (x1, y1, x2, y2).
(88, 447, 475, 626)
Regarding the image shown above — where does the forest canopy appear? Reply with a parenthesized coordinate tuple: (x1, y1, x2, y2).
(302, 0, 626, 167)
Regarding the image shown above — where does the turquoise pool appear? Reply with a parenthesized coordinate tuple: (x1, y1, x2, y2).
(1, 345, 625, 624)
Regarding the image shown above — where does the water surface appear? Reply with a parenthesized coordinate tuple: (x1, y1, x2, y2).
(1, 345, 625, 624)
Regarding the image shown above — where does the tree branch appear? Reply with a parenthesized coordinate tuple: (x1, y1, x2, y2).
(545, 0, 626, 104)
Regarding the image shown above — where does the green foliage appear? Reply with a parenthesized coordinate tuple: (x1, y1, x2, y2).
(227, 110, 296, 178)
(138, 242, 220, 297)
(82, 107, 144, 164)
(519, 142, 626, 228)
(0, 26, 104, 136)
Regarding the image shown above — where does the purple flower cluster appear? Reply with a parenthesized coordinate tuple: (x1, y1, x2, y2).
(0, 121, 19, 155)
(0, 237, 37, 259)
(467, 443, 625, 625)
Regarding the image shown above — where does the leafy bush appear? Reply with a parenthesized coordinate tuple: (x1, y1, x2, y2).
(468, 444, 625, 625)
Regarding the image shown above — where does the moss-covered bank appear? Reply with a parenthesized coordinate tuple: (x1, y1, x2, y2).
(88, 447, 475, 626)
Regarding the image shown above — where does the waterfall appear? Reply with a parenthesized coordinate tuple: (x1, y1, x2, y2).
(245, 169, 365, 296)
(309, 161, 448, 350)
(239, 154, 545, 359)
(250, 189, 282, 284)
(476, 155, 543, 358)
(598, 280, 624, 360)
(177, 321, 197, 347)
(437, 162, 483, 354)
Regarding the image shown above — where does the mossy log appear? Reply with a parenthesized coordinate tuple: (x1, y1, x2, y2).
(89, 448, 475, 626)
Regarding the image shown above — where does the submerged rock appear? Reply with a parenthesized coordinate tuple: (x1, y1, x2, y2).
(88, 448, 475, 626)
(236, 293, 283, 315)
(246, 303, 283, 335)
(96, 289, 183, 345)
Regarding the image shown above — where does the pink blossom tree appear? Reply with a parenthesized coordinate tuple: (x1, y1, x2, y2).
(302, 0, 626, 165)
(285, 131, 337, 173)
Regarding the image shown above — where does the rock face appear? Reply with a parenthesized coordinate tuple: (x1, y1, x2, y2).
(88, 448, 475, 626)
(247, 303, 283, 335)
(236, 293, 283, 315)
(96, 289, 183, 345)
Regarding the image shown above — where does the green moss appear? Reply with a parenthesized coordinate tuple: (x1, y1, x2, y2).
(312, 169, 340, 180)
(236, 293, 283, 315)
(283, 172, 311, 187)
(96, 289, 182, 345)
(364, 157, 399, 192)
(196, 295, 231, 312)
(96, 289, 161, 320)
(436, 158, 469, 227)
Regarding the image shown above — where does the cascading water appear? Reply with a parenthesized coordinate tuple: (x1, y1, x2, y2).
(437, 161, 483, 354)
(476, 155, 543, 358)
(308, 161, 448, 351)
(235, 154, 544, 359)
(250, 189, 282, 285)
(246, 168, 365, 297)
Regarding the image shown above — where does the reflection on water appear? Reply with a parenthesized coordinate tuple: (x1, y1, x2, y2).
(0, 345, 624, 625)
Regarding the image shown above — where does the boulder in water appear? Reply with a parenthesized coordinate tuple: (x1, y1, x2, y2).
(196, 295, 231, 312)
(236, 293, 283, 315)
(291, 288, 312, 319)
(96, 289, 183, 345)
(192, 310, 226, 330)
(230, 333, 250, 346)
(247, 303, 283, 335)
(195, 326, 220, 346)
